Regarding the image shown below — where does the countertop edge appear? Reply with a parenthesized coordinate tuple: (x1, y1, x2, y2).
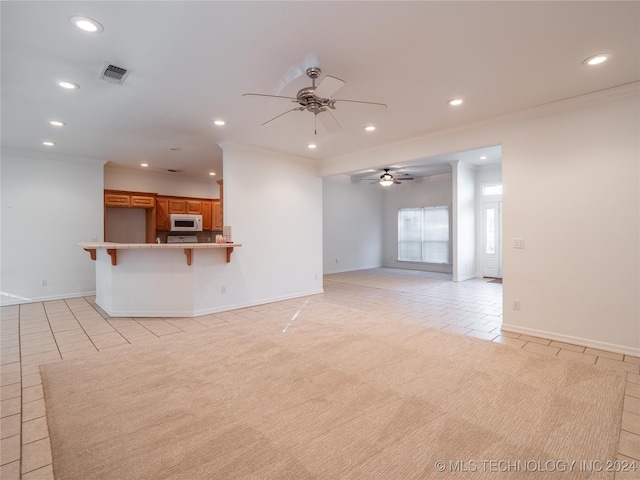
(75, 242, 241, 249)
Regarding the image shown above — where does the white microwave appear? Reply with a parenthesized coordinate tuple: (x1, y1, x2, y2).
(170, 214, 203, 232)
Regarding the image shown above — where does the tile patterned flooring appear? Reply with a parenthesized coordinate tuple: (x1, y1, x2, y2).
(1, 268, 638, 479)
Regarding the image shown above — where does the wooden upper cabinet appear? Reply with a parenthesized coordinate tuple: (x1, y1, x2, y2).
(104, 192, 130, 207)
(202, 201, 212, 231)
(187, 200, 202, 214)
(168, 199, 187, 214)
(212, 199, 223, 230)
(156, 198, 170, 231)
(105, 190, 156, 209)
(156, 196, 217, 231)
(130, 195, 155, 208)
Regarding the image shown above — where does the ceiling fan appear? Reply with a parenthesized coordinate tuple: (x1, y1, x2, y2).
(367, 168, 415, 186)
(243, 66, 387, 135)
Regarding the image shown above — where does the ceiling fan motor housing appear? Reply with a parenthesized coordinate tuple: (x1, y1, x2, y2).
(381, 172, 393, 182)
(306, 67, 321, 79)
(296, 68, 332, 113)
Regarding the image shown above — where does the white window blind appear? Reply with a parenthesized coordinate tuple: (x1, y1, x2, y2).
(398, 206, 450, 264)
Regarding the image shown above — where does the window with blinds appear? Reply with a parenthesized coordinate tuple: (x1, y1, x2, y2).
(397, 206, 450, 264)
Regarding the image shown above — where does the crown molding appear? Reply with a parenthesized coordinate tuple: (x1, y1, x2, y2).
(323, 81, 640, 170)
(398, 82, 639, 150)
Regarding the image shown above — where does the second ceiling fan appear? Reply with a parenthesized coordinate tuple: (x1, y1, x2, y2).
(243, 66, 387, 135)
(369, 168, 415, 186)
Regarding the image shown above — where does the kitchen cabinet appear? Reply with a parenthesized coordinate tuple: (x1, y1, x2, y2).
(187, 200, 202, 214)
(202, 201, 212, 231)
(213, 199, 223, 230)
(105, 191, 156, 209)
(156, 195, 219, 231)
(168, 199, 187, 214)
(168, 199, 205, 214)
(156, 198, 170, 231)
(104, 192, 130, 207)
(131, 195, 155, 208)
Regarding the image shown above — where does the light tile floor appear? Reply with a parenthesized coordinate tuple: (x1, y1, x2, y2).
(1, 268, 638, 479)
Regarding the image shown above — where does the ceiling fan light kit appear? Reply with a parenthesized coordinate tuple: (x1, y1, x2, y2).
(243, 66, 387, 135)
(369, 168, 415, 187)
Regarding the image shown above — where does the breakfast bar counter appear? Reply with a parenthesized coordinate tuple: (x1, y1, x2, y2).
(77, 241, 241, 265)
(75, 242, 242, 318)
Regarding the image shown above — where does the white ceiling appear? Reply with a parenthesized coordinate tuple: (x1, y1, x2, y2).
(2, 1, 638, 180)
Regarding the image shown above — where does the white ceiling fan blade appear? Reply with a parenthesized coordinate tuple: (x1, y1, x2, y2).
(332, 98, 388, 113)
(277, 53, 321, 93)
(314, 75, 345, 99)
(243, 93, 298, 101)
(260, 107, 303, 127)
(316, 109, 341, 133)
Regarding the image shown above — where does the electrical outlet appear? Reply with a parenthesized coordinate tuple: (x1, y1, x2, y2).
(40, 279, 47, 287)
(221, 286, 226, 294)
(335, 258, 338, 263)
(90, 236, 97, 242)
(513, 238, 525, 249)
(513, 299, 521, 310)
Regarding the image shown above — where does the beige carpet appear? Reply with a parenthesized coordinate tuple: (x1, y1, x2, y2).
(41, 310, 625, 479)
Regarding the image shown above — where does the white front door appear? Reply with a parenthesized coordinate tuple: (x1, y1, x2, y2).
(483, 201, 502, 278)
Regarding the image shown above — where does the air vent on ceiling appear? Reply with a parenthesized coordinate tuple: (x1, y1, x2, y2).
(100, 62, 130, 84)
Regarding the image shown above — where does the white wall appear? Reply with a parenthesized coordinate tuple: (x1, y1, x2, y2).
(502, 92, 639, 355)
(318, 84, 640, 355)
(220, 142, 323, 307)
(476, 164, 502, 185)
(382, 173, 453, 273)
(1, 150, 104, 305)
(323, 177, 383, 274)
(104, 166, 220, 198)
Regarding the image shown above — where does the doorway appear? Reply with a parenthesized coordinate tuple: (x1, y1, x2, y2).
(481, 184, 503, 278)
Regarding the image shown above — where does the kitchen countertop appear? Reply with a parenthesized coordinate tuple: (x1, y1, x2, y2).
(75, 242, 241, 249)
(75, 241, 241, 265)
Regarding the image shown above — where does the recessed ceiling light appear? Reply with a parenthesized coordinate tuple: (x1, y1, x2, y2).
(583, 53, 610, 66)
(58, 81, 79, 90)
(307, 144, 317, 149)
(69, 16, 104, 33)
(364, 125, 376, 132)
(50, 120, 66, 127)
(213, 120, 226, 126)
(209, 172, 216, 176)
(480, 156, 487, 160)
(140, 163, 149, 167)
(448, 98, 464, 106)
(42, 141, 55, 146)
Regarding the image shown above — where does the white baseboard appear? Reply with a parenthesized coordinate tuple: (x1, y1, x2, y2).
(96, 288, 325, 318)
(323, 264, 382, 275)
(453, 274, 478, 282)
(0, 290, 96, 307)
(501, 323, 640, 357)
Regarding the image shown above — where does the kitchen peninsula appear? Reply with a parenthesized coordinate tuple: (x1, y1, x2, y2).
(76, 241, 241, 318)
